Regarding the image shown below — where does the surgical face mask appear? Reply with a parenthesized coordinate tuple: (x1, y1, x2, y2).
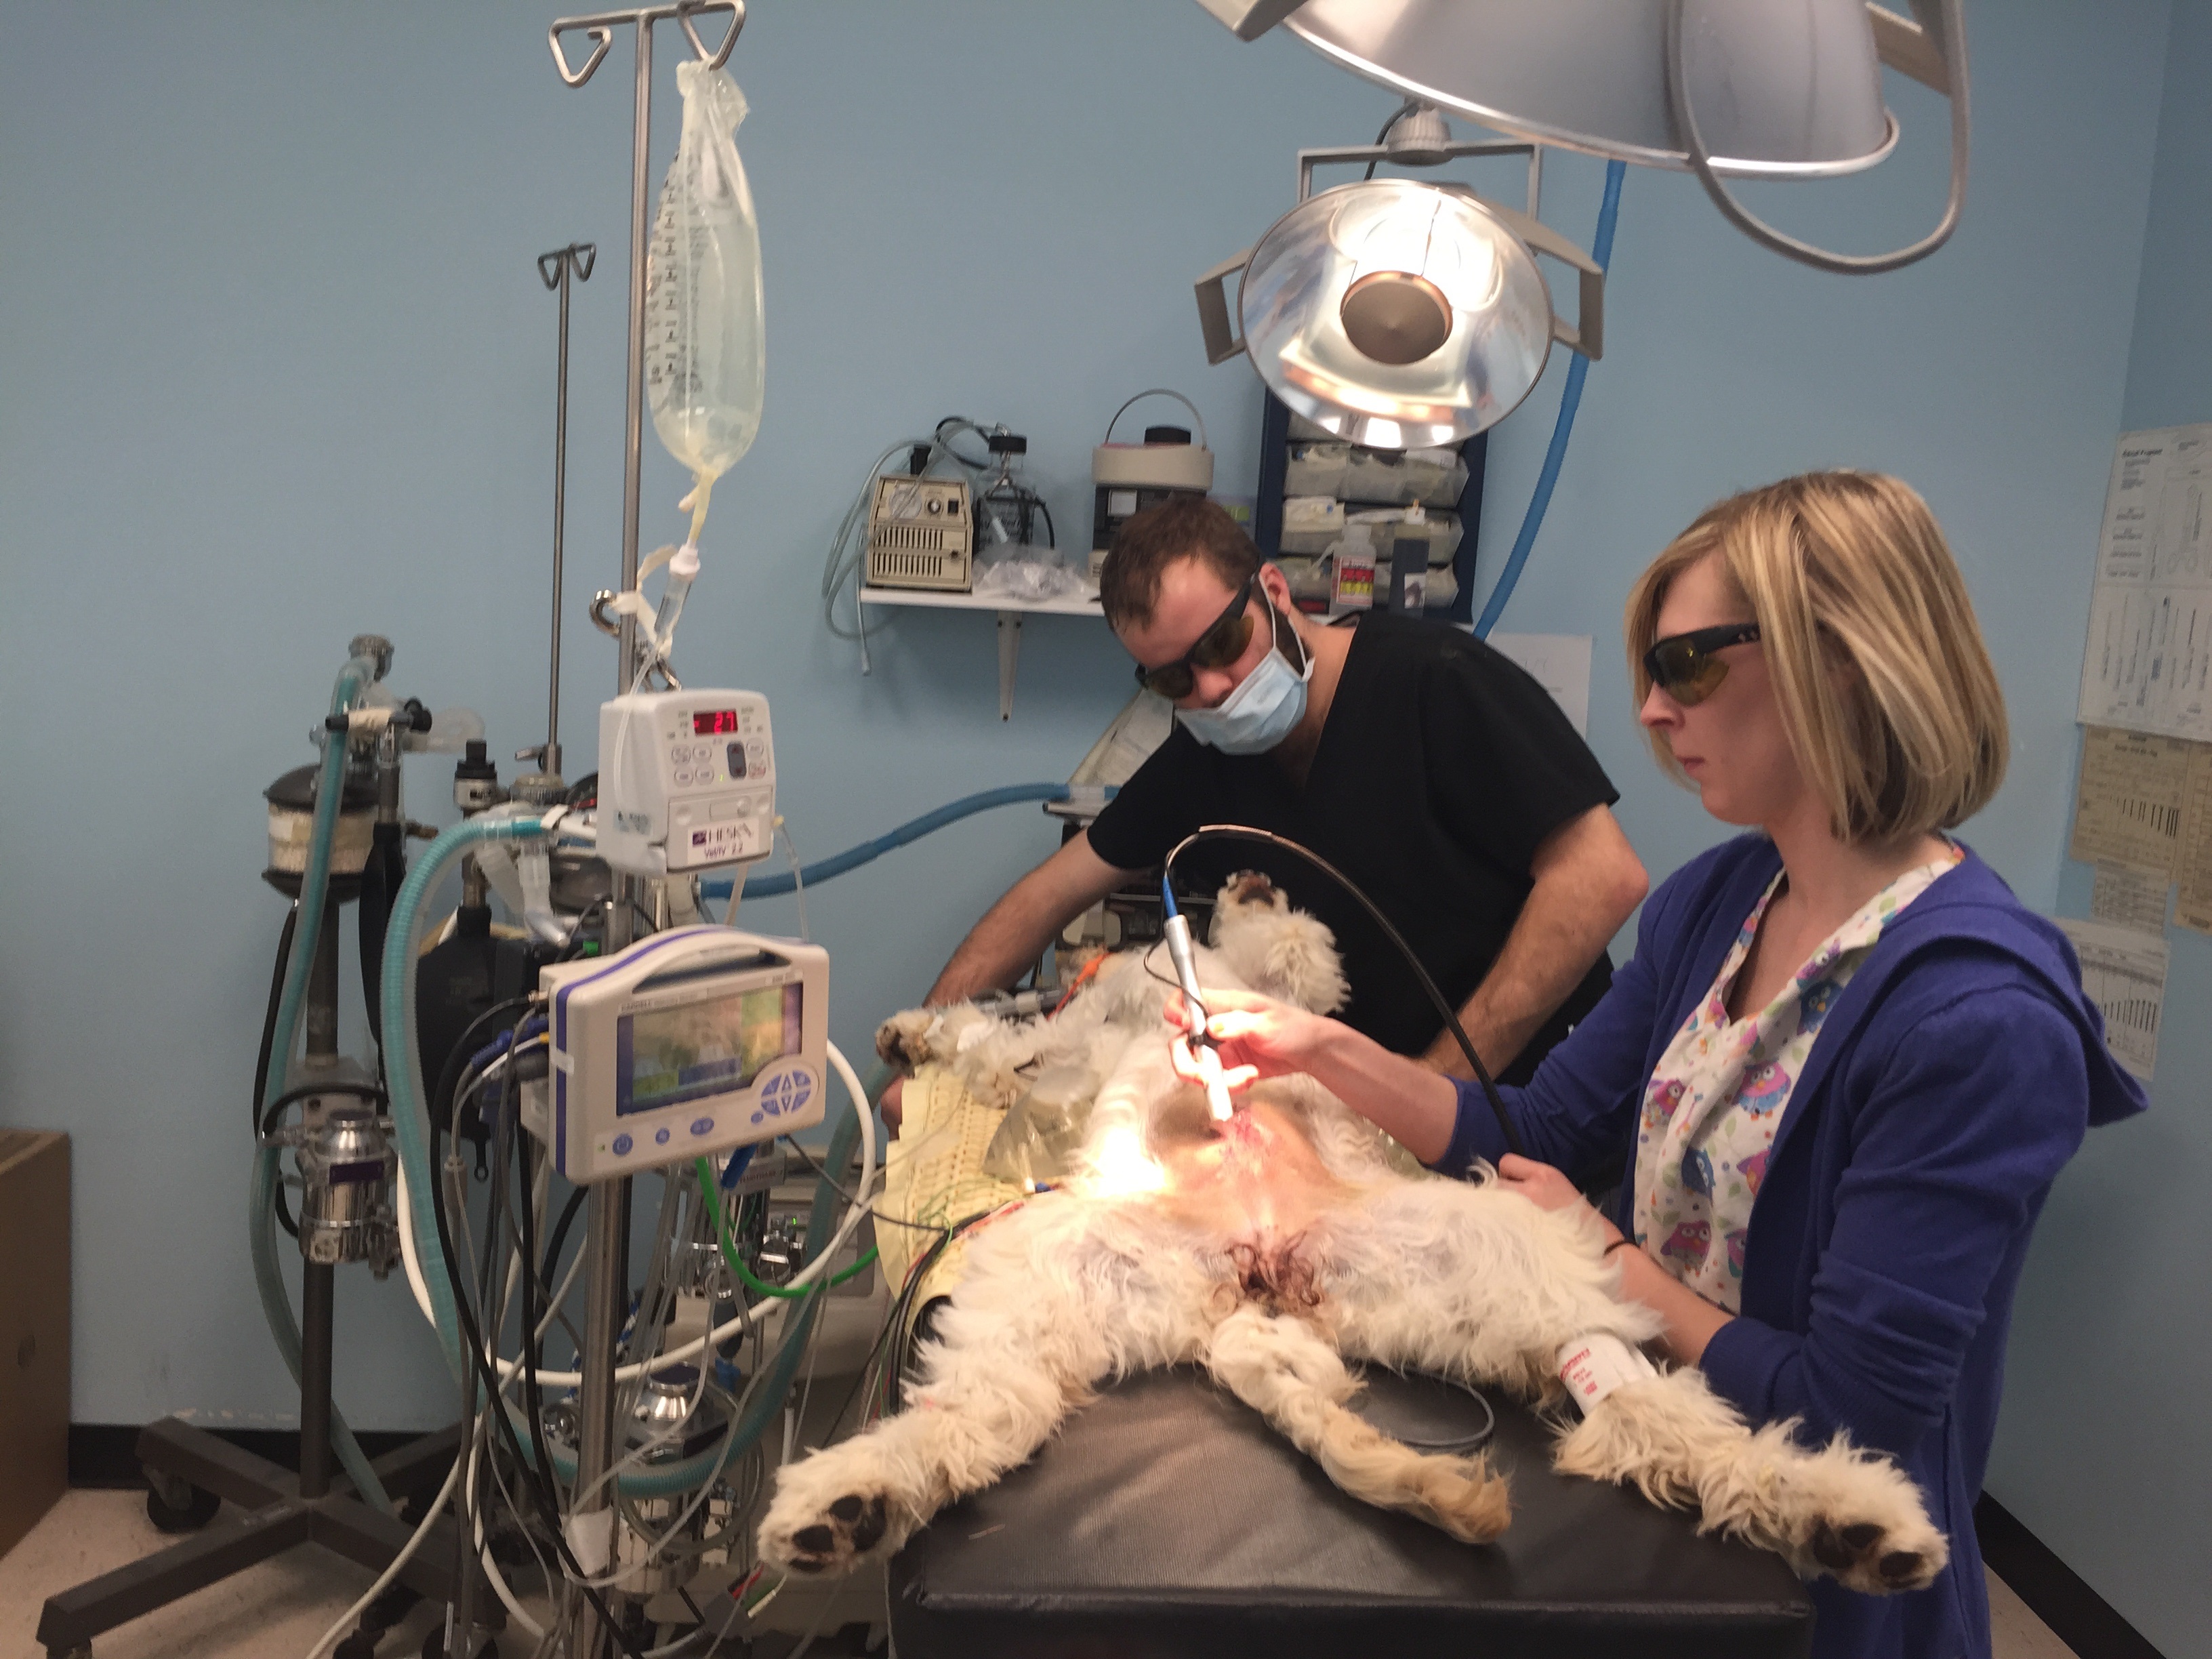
(1176, 603, 1313, 754)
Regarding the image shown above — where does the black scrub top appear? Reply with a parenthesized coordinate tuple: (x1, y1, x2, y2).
(1086, 611, 1619, 1084)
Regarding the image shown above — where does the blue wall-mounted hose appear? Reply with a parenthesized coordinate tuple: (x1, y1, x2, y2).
(1473, 159, 1628, 640)
(701, 782, 1101, 902)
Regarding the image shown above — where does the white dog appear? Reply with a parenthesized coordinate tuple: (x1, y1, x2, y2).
(758, 876, 1945, 1595)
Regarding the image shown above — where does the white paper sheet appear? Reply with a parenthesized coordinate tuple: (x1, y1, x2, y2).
(2078, 428, 2212, 739)
(1488, 633, 1594, 738)
(2089, 862, 2169, 934)
(2055, 918, 2168, 1082)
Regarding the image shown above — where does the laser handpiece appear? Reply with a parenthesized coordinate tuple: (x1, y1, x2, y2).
(1160, 883, 1235, 1121)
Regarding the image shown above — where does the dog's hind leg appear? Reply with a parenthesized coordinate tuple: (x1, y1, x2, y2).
(1552, 1366, 1948, 1595)
(1202, 1305, 1511, 1544)
(758, 1199, 1204, 1576)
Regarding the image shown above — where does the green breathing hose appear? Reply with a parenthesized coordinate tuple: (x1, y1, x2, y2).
(248, 655, 393, 1513)
(696, 1157, 879, 1299)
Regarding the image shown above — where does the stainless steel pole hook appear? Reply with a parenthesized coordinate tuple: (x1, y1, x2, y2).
(537, 241, 598, 289)
(548, 23, 612, 87)
(676, 1, 743, 70)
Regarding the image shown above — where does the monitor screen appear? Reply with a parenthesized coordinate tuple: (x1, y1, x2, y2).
(616, 981, 802, 1117)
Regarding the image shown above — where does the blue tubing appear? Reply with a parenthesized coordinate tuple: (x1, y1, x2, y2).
(1473, 159, 1628, 640)
(251, 655, 394, 1513)
(701, 783, 1092, 902)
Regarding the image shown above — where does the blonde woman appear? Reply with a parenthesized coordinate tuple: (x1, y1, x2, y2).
(1174, 472, 2146, 1659)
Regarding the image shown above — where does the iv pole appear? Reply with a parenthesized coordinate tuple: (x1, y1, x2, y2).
(545, 7, 741, 1653)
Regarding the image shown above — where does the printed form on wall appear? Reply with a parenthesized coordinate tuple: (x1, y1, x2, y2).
(2068, 725, 2193, 874)
(2078, 426, 2212, 740)
(2055, 918, 2167, 1082)
(2175, 741, 2212, 933)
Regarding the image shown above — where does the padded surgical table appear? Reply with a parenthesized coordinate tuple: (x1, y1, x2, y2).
(888, 1361, 1815, 1659)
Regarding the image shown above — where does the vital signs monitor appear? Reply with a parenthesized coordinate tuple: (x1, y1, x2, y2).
(524, 926, 829, 1183)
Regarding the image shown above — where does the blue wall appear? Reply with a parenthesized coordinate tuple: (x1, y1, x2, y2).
(0, 8, 2182, 1595)
(1978, 4, 2212, 1654)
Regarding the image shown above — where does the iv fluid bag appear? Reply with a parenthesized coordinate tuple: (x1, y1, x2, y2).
(647, 62, 764, 484)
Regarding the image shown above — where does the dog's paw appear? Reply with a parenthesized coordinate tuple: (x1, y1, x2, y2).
(876, 1008, 941, 1072)
(1212, 872, 1285, 926)
(1782, 1451, 1948, 1595)
(760, 1488, 896, 1576)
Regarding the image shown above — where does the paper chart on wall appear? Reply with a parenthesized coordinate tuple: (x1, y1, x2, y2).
(2055, 918, 2167, 1082)
(2089, 862, 2169, 933)
(2067, 725, 2193, 874)
(2173, 743, 2212, 934)
(2078, 427, 2212, 740)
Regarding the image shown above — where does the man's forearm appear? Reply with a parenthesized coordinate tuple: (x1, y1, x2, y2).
(918, 834, 1130, 1009)
(923, 897, 1068, 1006)
(1427, 806, 1646, 1078)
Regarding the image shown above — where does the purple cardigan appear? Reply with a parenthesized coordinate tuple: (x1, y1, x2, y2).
(1435, 834, 2146, 1659)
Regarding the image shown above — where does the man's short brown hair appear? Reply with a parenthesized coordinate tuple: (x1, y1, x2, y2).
(1099, 496, 1261, 629)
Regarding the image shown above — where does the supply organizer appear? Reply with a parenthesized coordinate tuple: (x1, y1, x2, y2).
(1251, 391, 1490, 624)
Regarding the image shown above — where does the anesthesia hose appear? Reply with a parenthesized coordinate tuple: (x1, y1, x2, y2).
(249, 652, 393, 1513)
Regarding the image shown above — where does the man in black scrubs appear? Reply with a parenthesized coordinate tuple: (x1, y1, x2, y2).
(882, 497, 1647, 1126)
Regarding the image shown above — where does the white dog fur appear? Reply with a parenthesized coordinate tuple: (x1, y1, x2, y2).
(758, 876, 1946, 1595)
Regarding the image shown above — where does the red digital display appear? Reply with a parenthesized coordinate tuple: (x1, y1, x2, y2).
(692, 709, 740, 735)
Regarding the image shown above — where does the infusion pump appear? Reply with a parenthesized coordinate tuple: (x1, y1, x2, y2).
(598, 688, 776, 878)
(523, 926, 830, 1184)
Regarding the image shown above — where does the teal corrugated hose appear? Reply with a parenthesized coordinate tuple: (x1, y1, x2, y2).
(250, 655, 392, 1514)
(379, 811, 876, 1497)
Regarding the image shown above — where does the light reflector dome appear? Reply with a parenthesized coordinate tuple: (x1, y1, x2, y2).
(1208, 179, 1599, 447)
(1281, 0, 1894, 177)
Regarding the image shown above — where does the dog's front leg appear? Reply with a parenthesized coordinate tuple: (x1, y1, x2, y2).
(1552, 1367, 1948, 1594)
(758, 1201, 1200, 1576)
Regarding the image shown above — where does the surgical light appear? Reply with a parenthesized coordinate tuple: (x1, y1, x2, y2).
(1199, 0, 1969, 276)
(1198, 142, 1602, 447)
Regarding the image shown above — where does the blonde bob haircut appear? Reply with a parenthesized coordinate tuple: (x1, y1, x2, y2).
(1624, 471, 2007, 846)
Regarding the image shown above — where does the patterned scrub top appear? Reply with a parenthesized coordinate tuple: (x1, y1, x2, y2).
(1630, 842, 1963, 1311)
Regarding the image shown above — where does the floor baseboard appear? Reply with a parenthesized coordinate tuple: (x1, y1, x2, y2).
(1975, 1492, 2166, 1659)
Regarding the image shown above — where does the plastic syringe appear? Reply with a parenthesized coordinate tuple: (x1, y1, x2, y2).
(1161, 884, 1235, 1121)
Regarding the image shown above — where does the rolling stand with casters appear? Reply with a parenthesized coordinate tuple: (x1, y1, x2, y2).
(35, 897, 504, 1659)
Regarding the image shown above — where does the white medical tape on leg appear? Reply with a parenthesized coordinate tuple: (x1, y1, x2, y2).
(1557, 1332, 1659, 1415)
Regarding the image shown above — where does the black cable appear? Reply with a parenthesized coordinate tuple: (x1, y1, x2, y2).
(1164, 825, 1527, 1160)
(426, 1093, 647, 1659)
(775, 1136, 947, 1235)
(255, 908, 304, 1237)
(253, 907, 299, 1136)
(430, 994, 540, 1147)
(541, 1184, 587, 1289)
(1361, 97, 1421, 181)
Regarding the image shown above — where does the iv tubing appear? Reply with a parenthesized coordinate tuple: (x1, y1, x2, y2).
(249, 653, 393, 1514)
(1473, 159, 1627, 640)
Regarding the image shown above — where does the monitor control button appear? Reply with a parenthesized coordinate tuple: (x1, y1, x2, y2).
(612, 1134, 634, 1157)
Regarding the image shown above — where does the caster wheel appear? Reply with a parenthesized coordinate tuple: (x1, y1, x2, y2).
(145, 1481, 221, 1534)
(47, 1645, 94, 1659)
(333, 1637, 377, 1659)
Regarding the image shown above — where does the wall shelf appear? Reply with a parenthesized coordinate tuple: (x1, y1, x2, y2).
(859, 584, 1108, 719)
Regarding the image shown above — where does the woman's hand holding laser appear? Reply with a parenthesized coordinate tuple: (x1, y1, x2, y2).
(1166, 987, 1336, 1093)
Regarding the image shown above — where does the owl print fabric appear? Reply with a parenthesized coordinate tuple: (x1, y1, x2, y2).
(1631, 844, 1962, 1311)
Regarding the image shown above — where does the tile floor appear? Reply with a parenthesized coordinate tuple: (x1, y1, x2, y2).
(1, 1486, 2082, 1659)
